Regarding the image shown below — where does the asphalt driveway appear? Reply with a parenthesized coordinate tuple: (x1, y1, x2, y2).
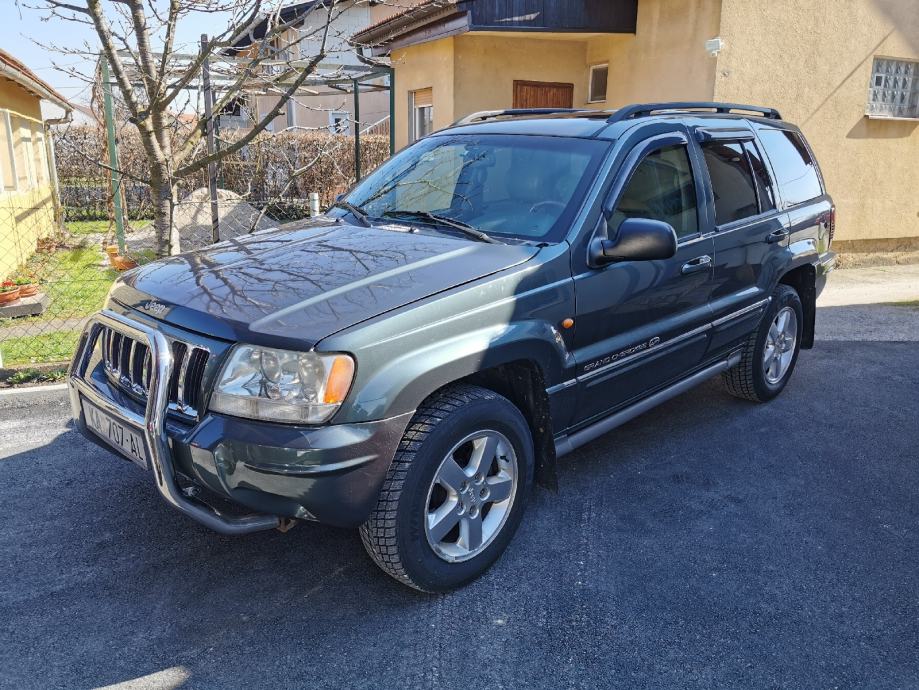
(2, 337, 919, 688)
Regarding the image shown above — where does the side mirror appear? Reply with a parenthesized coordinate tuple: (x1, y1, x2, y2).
(589, 217, 678, 267)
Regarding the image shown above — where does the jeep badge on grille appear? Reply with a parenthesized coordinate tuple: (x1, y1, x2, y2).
(141, 300, 168, 316)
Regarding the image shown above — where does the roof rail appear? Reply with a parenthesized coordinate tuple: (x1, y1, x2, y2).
(454, 108, 587, 126)
(607, 102, 782, 123)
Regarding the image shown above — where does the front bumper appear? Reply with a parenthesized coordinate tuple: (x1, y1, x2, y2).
(69, 310, 411, 532)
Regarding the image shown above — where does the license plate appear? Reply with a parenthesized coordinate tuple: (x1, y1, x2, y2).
(82, 398, 149, 470)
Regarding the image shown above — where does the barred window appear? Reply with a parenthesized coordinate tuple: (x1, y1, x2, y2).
(867, 57, 919, 119)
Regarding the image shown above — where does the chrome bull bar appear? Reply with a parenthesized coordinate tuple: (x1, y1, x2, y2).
(69, 309, 282, 535)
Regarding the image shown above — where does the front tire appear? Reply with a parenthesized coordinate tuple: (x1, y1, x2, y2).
(722, 284, 803, 403)
(360, 384, 534, 592)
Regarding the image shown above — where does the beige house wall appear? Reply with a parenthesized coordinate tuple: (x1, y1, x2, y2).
(392, 37, 456, 149)
(590, 0, 721, 107)
(384, 0, 918, 243)
(390, 0, 720, 148)
(453, 33, 590, 117)
(715, 0, 919, 244)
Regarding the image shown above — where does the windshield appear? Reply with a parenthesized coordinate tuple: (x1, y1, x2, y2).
(340, 134, 609, 243)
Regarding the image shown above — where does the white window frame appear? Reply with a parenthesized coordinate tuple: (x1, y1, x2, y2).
(866, 56, 919, 120)
(588, 63, 609, 104)
(1, 110, 18, 193)
(328, 110, 350, 134)
(20, 120, 36, 189)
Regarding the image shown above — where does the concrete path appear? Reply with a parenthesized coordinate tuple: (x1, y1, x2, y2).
(817, 264, 919, 341)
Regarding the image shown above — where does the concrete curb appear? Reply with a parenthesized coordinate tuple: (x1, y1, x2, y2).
(0, 382, 69, 396)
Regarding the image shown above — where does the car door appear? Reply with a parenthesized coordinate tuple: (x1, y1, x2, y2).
(570, 129, 715, 426)
(693, 125, 790, 353)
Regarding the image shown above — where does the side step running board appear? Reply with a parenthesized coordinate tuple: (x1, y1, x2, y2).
(554, 352, 742, 458)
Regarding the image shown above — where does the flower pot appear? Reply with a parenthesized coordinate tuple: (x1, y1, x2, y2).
(17, 284, 39, 298)
(0, 288, 21, 305)
(112, 255, 138, 271)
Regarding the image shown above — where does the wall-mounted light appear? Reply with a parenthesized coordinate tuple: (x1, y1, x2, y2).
(705, 37, 724, 57)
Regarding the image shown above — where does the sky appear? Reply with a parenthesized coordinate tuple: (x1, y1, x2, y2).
(1, 2, 234, 108)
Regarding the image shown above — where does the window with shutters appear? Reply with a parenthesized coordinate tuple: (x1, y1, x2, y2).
(866, 57, 919, 119)
(410, 88, 433, 143)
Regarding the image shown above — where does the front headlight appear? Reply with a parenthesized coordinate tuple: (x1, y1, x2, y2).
(209, 345, 355, 424)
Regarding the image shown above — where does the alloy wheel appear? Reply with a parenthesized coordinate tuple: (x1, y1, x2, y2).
(424, 430, 518, 563)
(763, 306, 798, 384)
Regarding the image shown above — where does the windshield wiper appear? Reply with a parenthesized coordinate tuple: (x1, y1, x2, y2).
(381, 211, 500, 244)
(331, 200, 372, 228)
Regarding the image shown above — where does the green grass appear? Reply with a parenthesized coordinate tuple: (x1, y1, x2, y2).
(888, 300, 919, 308)
(0, 331, 80, 366)
(17, 244, 120, 324)
(65, 219, 151, 236)
(2, 367, 69, 385)
(0, 243, 118, 364)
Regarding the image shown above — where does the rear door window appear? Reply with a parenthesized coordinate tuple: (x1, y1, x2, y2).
(757, 129, 823, 207)
(701, 141, 759, 225)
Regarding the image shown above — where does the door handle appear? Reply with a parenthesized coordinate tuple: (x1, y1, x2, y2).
(681, 255, 712, 275)
(765, 229, 789, 244)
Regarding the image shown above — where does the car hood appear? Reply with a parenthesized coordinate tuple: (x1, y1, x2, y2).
(110, 221, 539, 349)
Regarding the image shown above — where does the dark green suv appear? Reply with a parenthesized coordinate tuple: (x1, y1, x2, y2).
(69, 102, 836, 591)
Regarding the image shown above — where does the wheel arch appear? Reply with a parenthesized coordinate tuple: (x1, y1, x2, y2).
(461, 359, 557, 491)
(342, 327, 564, 490)
(779, 263, 817, 348)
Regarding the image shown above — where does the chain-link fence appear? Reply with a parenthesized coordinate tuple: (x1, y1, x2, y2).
(0, 127, 389, 368)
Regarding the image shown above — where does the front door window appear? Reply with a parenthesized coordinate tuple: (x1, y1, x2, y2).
(609, 144, 699, 239)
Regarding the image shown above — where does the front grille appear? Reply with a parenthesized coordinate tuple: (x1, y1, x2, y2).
(99, 325, 209, 418)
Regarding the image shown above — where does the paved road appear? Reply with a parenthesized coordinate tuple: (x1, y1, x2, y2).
(2, 339, 919, 689)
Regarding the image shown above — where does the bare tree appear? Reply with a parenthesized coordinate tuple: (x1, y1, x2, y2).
(29, 0, 356, 257)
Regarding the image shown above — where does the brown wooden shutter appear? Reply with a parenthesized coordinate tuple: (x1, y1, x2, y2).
(513, 81, 574, 109)
(412, 88, 434, 108)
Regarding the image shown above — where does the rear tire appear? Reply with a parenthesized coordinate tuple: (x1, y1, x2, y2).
(722, 284, 803, 403)
(360, 384, 534, 592)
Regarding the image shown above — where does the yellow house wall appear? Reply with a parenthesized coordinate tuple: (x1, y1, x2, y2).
(452, 33, 589, 118)
(386, 0, 917, 244)
(0, 78, 56, 281)
(714, 0, 919, 244)
(590, 0, 721, 108)
(392, 37, 455, 150)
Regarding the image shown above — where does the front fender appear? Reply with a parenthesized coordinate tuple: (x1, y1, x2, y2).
(344, 320, 572, 421)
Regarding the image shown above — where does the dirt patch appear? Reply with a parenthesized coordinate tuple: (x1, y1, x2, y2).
(836, 250, 919, 269)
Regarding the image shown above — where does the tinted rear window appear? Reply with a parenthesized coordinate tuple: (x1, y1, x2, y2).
(757, 129, 823, 207)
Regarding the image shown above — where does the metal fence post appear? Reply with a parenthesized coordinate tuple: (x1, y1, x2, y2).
(388, 67, 395, 156)
(201, 34, 220, 244)
(353, 78, 361, 182)
(101, 58, 126, 253)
